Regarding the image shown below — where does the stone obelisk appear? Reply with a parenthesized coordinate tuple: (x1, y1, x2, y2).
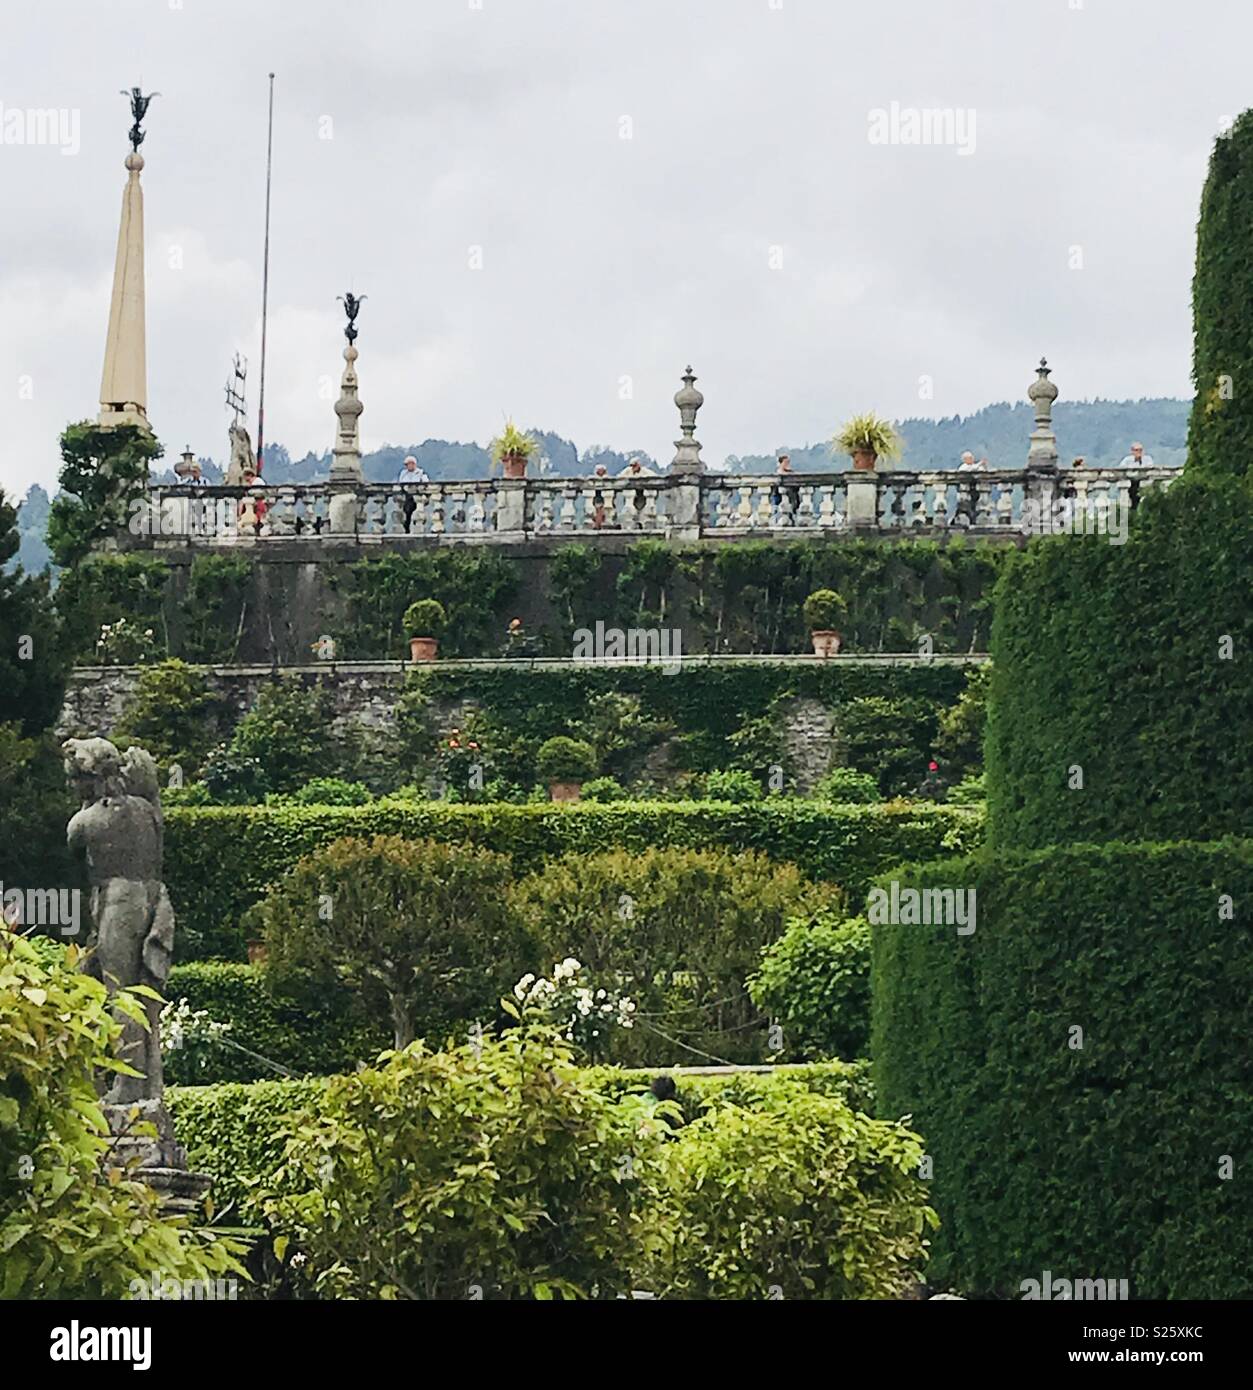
(99, 89, 158, 432)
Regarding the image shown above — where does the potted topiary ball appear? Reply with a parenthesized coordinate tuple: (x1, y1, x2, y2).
(832, 413, 902, 472)
(536, 736, 598, 802)
(803, 588, 848, 657)
(490, 420, 540, 480)
(404, 599, 447, 662)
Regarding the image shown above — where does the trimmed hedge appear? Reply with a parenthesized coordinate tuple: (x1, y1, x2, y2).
(871, 839, 1253, 1299)
(168, 1060, 872, 1216)
(164, 962, 386, 1085)
(165, 800, 983, 960)
(985, 476, 1253, 850)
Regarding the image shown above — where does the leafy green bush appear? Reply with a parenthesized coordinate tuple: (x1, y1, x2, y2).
(802, 588, 848, 631)
(198, 744, 268, 805)
(511, 846, 842, 1065)
(643, 1080, 933, 1299)
(838, 694, 940, 796)
(282, 777, 373, 807)
(536, 736, 597, 783)
(749, 911, 870, 1060)
(163, 962, 386, 1085)
(871, 839, 1253, 1298)
(0, 932, 245, 1296)
(814, 767, 880, 803)
(946, 772, 985, 805)
(228, 679, 336, 796)
(403, 598, 447, 638)
(701, 768, 763, 802)
(54, 552, 168, 664)
(933, 664, 988, 780)
(580, 776, 628, 802)
(985, 477, 1253, 849)
(256, 835, 533, 1048)
(115, 658, 220, 777)
(165, 800, 983, 961)
(256, 1022, 651, 1299)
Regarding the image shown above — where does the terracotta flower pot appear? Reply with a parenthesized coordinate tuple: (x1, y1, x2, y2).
(811, 630, 842, 658)
(409, 636, 439, 662)
(247, 940, 268, 966)
(851, 450, 878, 472)
(549, 781, 582, 802)
(502, 453, 528, 479)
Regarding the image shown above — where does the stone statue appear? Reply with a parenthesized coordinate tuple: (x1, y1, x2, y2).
(121, 86, 159, 153)
(337, 291, 366, 343)
(225, 417, 257, 485)
(64, 737, 173, 1105)
(63, 736, 209, 1211)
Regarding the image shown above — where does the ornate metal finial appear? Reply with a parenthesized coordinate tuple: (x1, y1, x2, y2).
(1026, 356, 1059, 469)
(338, 292, 366, 343)
(120, 88, 159, 153)
(671, 365, 705, 473)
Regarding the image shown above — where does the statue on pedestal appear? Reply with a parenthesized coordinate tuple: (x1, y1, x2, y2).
(63, 736, 208, 1213)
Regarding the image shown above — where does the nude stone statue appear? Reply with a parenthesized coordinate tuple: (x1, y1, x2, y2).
(64, 737, 173, 1105)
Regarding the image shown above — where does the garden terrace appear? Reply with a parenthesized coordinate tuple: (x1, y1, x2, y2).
(129, 465, 1179, 549)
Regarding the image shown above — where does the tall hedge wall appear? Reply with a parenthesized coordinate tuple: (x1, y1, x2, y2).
(985, 475, 1253, 850)
(168, 1060, 873, 1215)
(165, 800, 983, 960)
(871, 839, 1253, 1299)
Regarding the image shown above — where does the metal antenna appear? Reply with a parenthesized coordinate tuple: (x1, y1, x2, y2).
(256, 73, 276, 473)
(225, 353, 248, 424)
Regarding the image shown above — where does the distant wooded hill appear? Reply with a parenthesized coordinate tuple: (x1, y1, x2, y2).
(9, 397, 1189, 575)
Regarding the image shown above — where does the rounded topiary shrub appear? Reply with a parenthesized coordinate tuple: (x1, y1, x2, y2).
(536, 736, 597, 783)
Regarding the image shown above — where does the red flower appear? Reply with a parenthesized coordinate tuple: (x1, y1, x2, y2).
(928, 761, 939, 772)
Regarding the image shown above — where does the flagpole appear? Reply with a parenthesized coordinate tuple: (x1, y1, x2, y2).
(256, 72, 275, 473)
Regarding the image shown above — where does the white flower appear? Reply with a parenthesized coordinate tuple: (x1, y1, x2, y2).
(513, 972, 536, 1001)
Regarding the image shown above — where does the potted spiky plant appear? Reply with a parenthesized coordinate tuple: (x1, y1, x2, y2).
(537, 736, 597, 802)
(490, 420, 539, 479)
(803, 588, 848, 657)
(404, 599, 447, 662)
(833, 413, 902, 471)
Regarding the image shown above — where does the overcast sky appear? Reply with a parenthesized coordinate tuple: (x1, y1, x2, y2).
(1, 0, 1246, 493)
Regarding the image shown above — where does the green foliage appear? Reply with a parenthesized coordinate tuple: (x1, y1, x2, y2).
(570, 691, 673, 783)
(701, 768, 763, 802)
(226, 679, 336, 797)
(489, 419, 540, 464)
(256, 835, 532, 1049)
(832, 412, 902, 462)
(985, 476, 1253, 849)
(279, 777, 373, 806)
(46, 420, 161, 568)
(180, 554, 250, 663)
(749, 912, 870, 1060)
(163, 962, 385, 1086)
(114, 659, 219, 776)
(871, 839, 1253, 1299)
(169, 1061, 870, 1214)
(402, 598, 447, 638)
(1188, 108, 1253, 479)
(838, 694, 941, 796)
(0, 932, 246, 1297)
(0, 733, 77, 891)
(257, 1023, 648, 1299)
(336, 551, 517, 660)
(643, 1080, 934, 1299)
(946, 772, 985, 805)
(814, 767, 881, 803)
(933, 664, 988, 780)
(198, 745, 268, 806)
(511, 846, 842, 1065)
(164, 800, 983, 961)
(803, 587, 848, 631)
(54, 553, 169, 664)
(580, 776, 628, 802)
(536, 736, 597, 783)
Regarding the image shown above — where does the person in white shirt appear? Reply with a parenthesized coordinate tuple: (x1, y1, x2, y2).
(396, 455, 430, 483)
(187, 462, 208, 487)
(618, 457, 654, 477)
(1117, 442, 1154, 467)
(957, 451, 985, 471)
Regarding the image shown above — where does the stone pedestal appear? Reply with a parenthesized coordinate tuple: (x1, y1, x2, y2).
(496, 479, 527, 535)
(102, 1100, 211, 1218)
(845, 473, 879, 526)
(328, 488, 359, 535)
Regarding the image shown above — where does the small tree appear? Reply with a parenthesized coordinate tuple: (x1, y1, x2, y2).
(115, 658, 219, 777)
(403, 599, 447, 639)
(257, 835, 533, 1049)
(227, 679, 335, 796)
(47, 420, 161, 567)
(536, 736, 597, 784)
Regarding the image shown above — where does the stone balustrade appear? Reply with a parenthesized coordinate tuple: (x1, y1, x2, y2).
(129, 466, 1180, 547)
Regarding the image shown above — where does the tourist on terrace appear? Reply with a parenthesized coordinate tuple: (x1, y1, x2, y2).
(619, 457, 654, 477)
(187, 461, 208, 486)
(1117, 441, 1154, 467)
(396, 455, 430, 484)
(957, 451, 985, 471)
